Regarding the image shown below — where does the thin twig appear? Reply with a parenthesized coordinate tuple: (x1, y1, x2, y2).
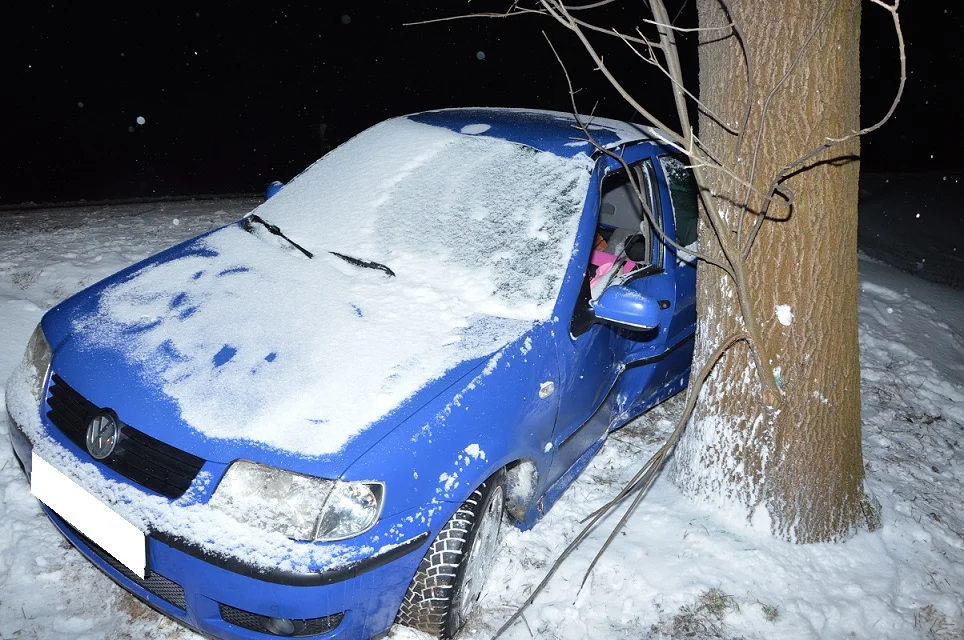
(577, 332, 749, 591)
(827, 0, 904, 142)
(641, 17, 733, 33)
(402, 10, 533, 27)
(594, 142, 731, 274)
(570, 14, 664, 47)
(492, 332, 748, 638)
(563, 0, 621, 10)
(649, 0, 782, 398)
(783, 0, 905, 159)
(724, 0, 757, 166)
(612, 26, 739, 135)
(543, 32, 720, 269)
(404, 4, 664, 48)
(742, 0, 905, 258)
(538, 0, 686, 146)
(545, 0, 786, 233)
(435, 1, 781, 210)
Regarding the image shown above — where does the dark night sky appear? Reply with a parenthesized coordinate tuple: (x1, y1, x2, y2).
(2, 2, 961, 205)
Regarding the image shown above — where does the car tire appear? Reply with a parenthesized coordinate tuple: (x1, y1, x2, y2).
(397, 469, 506, 639)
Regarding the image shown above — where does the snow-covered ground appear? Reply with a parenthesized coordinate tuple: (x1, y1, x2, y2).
(1, 185, 962, 640)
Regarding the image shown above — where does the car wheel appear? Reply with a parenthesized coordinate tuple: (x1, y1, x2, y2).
(397, 470, 506, 639)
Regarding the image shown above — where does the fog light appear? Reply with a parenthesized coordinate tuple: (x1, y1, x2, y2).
(264, 617, 295, 636)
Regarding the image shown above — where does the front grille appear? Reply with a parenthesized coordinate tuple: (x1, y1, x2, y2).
(60, 517, 186, 611)
(46, 374, 205, 498)
(219, 603, 345, 637)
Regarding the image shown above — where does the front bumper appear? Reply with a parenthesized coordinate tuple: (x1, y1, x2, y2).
(7, 413, 430, 640)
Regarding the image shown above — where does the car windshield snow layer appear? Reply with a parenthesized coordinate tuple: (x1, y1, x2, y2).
(255, 117, 593, 322)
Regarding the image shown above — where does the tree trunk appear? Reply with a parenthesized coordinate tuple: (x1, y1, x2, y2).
(673, 0, 876, 542)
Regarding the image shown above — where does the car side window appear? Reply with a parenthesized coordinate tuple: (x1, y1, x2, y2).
(658, 154, 699, 249)
(589, 160, 660, 297)
(571, 159, 660, 337)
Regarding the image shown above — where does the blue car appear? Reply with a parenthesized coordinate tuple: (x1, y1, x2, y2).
(6, 108, 698, 640)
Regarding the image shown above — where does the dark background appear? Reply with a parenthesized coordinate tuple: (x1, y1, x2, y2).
(2, 2, 960, 205)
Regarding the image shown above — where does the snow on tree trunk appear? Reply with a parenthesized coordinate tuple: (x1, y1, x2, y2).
(674, 0, 876, 542)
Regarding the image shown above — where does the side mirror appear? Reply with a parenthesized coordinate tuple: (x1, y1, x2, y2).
(591, 286, 660, 330)
(264, 181, 284, 201)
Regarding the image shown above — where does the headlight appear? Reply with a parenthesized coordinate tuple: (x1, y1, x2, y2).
(22, 323, 53, 405)
(208, 460, 384, 542)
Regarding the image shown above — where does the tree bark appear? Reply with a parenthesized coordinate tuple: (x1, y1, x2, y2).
(673, 0, 876, 542)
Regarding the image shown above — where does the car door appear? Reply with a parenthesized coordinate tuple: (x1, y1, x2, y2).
(548, 144, 676, 482)
(610, 152, 699, 421)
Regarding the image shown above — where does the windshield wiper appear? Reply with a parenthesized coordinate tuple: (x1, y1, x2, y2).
(329, 252, 396, 277)
(243, 215, 394, 276)
(243, 215, 314, 259)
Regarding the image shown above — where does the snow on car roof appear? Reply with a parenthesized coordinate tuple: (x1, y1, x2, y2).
(408, 107, 666, 158)
(73, 116, 594, 457)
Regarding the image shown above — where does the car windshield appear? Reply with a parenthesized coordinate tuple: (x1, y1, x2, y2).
(254, 117, 593, 321)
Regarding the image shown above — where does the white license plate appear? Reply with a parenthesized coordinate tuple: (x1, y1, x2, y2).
(31, 452, 147, 579)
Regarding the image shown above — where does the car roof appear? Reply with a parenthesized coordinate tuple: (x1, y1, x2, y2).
(405, 108, 669, 159)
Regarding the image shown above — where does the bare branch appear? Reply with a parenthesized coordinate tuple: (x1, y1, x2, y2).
(720, 0, 756, 171)
(641, 17, 734, 33)
(577, 331, 751, 589)
(791, 0, 905, 153)
(537, 0, 687, 145)
(404, 4, 662, 48)
(650, 0, 783, 398)
(562, 0, 621, 10)
(649, 1, 693, 147)
(541, 32, 725, 272)
(402, 9, 539, 28)
(491, 332, 750, 638)
(571, 16, 663, 48)
(741, 0, 906, 258)
(612, 25, 739, 135)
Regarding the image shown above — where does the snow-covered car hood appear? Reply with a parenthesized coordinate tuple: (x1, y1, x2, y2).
(41, 116, 592, 461)
(45, 225, 526, 461)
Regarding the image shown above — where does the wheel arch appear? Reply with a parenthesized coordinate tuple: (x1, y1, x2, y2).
(503, 457, 539, 523)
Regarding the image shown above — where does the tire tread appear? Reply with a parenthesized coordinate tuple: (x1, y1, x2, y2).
(396, 476, 502, 638)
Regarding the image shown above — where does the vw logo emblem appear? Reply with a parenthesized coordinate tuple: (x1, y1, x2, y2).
(86, 413, 119, 460)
